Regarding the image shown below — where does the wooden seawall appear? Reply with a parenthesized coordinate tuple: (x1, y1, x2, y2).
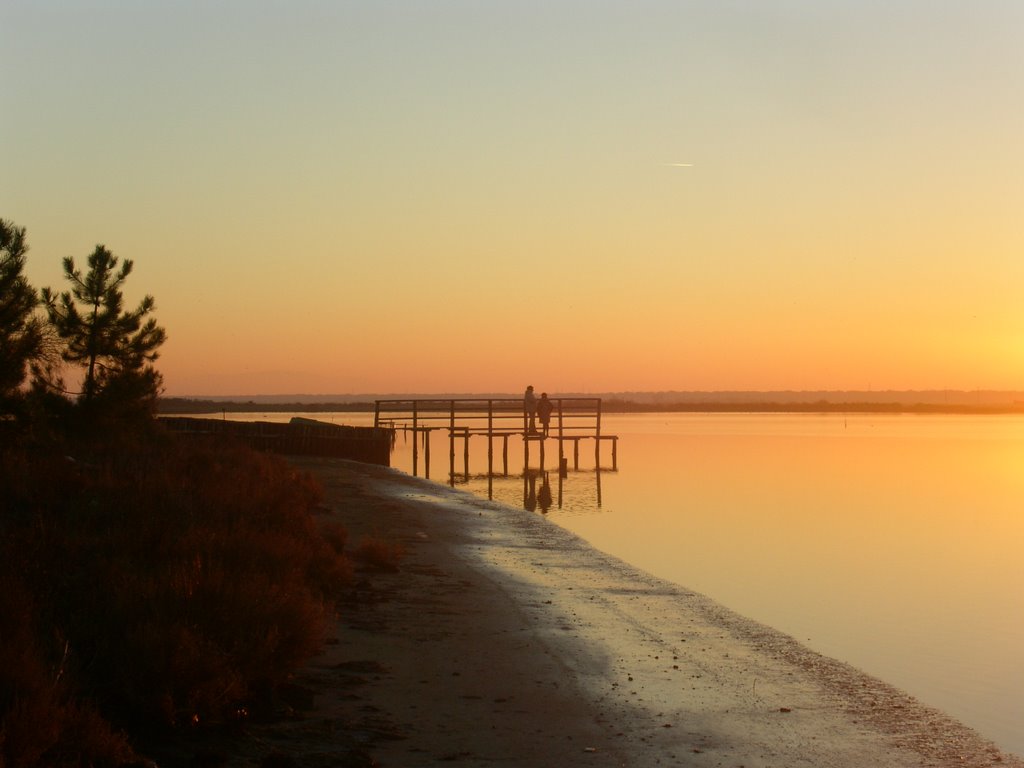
(160, 416, 393, 465)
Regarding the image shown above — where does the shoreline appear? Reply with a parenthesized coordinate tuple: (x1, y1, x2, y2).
(238, 458, 1021, 767)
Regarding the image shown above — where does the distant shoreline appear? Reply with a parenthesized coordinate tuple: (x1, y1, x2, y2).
(158, 396, 1024, 416)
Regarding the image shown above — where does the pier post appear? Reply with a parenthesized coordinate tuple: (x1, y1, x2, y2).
(412, 401, 419, 477)
(424, 428, 431, 479)
(463, 429, 470, 481)
(557, 399, 564, 467)
(487, 400, 494, 477)
(449, 401, 456, 486)
(487, 400, 494, 498)
(502, 435, 509, 475)
(594, 399, 602, 468)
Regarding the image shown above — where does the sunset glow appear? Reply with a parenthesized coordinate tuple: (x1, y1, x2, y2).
(3, 2, 1022, 395)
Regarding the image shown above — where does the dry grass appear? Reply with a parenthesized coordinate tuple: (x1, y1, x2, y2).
(0, 555, 138, 767)
(351, 534, 406, 573)
(0, 427, 357, 765)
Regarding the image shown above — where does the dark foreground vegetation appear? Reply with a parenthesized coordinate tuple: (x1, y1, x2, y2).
(0, 418, 357, 766)
(2, 219, 392, 765)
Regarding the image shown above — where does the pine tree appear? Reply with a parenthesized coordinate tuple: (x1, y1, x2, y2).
(0, 219, 44, 403)
(42, 245, 167, 409)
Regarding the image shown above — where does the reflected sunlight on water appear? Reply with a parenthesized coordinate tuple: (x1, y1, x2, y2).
(416, 412, 1024, 755)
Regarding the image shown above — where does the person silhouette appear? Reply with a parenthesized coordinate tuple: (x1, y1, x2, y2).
(524, 385, 537, 433)
(536, 392, 554, 436)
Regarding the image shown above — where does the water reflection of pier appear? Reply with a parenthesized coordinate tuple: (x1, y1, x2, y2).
(373, 398, 618, 506)
(522, 467, 598, 513)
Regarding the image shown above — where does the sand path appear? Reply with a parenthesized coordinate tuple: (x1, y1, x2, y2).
(234, 459, 1019, 768)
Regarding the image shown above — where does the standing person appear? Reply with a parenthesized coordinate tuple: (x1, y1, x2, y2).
(536, 392, 554, 436)
(524, 385, 537, 433)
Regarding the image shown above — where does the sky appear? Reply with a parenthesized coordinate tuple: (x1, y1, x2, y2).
(3, 1, 1023, 396)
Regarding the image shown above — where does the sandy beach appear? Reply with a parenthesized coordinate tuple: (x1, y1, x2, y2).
(230, 458, 1021, 768)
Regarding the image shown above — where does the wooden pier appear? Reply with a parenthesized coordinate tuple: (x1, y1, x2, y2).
(374, 398, 617, 484)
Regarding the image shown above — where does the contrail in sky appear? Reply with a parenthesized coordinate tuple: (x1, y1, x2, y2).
(666, 162, 694, 167)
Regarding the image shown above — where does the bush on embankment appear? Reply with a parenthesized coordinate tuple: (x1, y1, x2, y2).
(0, 425, 353, 766)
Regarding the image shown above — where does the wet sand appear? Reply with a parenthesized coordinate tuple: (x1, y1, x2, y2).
(237, 458, 1021, 767)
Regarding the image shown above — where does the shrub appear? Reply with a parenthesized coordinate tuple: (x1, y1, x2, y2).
(0, 564, 137, 768)
(351, 535, 406, 573)
(318, 518, 349, 556)
(0, 429, 354, 762)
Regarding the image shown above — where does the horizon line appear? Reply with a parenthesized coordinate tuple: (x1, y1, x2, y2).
(161, 387, 1024, 400)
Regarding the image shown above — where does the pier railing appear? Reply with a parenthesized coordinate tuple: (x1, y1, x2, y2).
(374, 397, 617, 482)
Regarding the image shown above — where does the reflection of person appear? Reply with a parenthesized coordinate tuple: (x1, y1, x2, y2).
(524, 385, 537, 433)
(524, 469, 538, 511)
(536, 392, 553, 436)
(537, 471, 553, 513)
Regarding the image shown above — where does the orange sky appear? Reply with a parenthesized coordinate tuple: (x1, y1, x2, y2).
(3, 2, 1022, 395)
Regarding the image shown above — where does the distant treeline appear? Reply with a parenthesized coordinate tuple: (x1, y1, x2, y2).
(159, 396, 1024, 416)
(601, 399, 1024, 415)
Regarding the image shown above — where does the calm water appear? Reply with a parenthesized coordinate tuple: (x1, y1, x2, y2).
(190, 410, 1024, 755)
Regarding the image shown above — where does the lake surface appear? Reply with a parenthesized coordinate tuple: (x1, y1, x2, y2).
(187, 410, 1024, 755)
